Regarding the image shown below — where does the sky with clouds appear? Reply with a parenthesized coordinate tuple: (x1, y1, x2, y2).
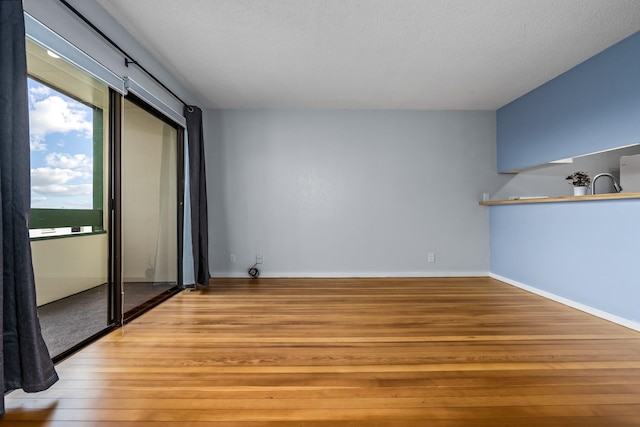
(28, 78, 95, 210)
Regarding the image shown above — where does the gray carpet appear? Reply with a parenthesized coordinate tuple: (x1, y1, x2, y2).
(38, 282, 176, 358)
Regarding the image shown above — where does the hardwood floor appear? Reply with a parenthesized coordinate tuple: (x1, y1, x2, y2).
(5, 277, 640, 426)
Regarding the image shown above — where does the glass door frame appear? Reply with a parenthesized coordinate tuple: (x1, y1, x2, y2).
(110, 92, 184, 325)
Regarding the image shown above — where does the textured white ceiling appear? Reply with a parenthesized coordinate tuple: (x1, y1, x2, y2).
(98, 0, 640, 110)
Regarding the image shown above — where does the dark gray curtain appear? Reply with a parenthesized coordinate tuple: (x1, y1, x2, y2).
(1, 0, 59, 416)
(184, 106, 211, 286)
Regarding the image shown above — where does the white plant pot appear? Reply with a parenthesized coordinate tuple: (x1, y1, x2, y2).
(573, 186, 588, 196)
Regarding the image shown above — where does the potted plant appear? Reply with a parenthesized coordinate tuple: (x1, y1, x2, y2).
(566, 171, 590, 196)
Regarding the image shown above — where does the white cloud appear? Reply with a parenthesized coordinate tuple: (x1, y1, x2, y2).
(46, 153, 92, 173)
(31, 167, 83, 187)
(31, 166, 92, 200)
(30, 139, 47, 151)
(31, 183, 92, 196)
(29, 85, 51, 99)
(29, 95, 92, 150)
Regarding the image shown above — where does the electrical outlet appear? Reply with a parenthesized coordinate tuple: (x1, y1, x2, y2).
(427, 252, 436, 263)
(230, 253, 236, 263)
(256, 254, 263, 264)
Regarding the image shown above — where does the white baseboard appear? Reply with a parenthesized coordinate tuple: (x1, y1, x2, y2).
(490, 273, 640, 332)
(211, 270, 490, 279)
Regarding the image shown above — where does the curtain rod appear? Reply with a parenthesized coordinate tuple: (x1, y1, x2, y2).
(58, 0, 192, 111)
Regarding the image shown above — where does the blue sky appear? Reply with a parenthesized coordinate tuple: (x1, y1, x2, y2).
(28, 78, 94, 210)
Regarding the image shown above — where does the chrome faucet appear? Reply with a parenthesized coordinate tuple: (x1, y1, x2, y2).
(591, 173, 623, 194)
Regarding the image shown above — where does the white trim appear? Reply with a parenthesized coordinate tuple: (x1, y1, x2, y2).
(490, 273, 640, 332)
(24, 13, 188, 127)
(24, 13, 126, 94)
(124, 78, 186, 128)
(211, 271, 489, 279)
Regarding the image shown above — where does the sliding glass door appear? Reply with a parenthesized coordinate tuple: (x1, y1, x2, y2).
(119, 97, 182, 318)
(26, 38, 113, 359)
(27, 37, 184, 360)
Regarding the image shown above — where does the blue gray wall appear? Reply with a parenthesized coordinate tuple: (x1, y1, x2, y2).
(490, 200, 640, 324)
(205, 109, 501, 277)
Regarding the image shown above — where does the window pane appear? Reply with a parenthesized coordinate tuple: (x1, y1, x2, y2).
(26, 38, 108, 239)
(28, 78, 95, 210)
(122, 98, 178, 314)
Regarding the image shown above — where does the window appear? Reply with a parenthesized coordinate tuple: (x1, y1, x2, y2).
(26, 39, 108, 238)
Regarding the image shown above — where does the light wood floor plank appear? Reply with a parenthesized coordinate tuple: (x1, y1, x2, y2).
(5, 277, 640, 425)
